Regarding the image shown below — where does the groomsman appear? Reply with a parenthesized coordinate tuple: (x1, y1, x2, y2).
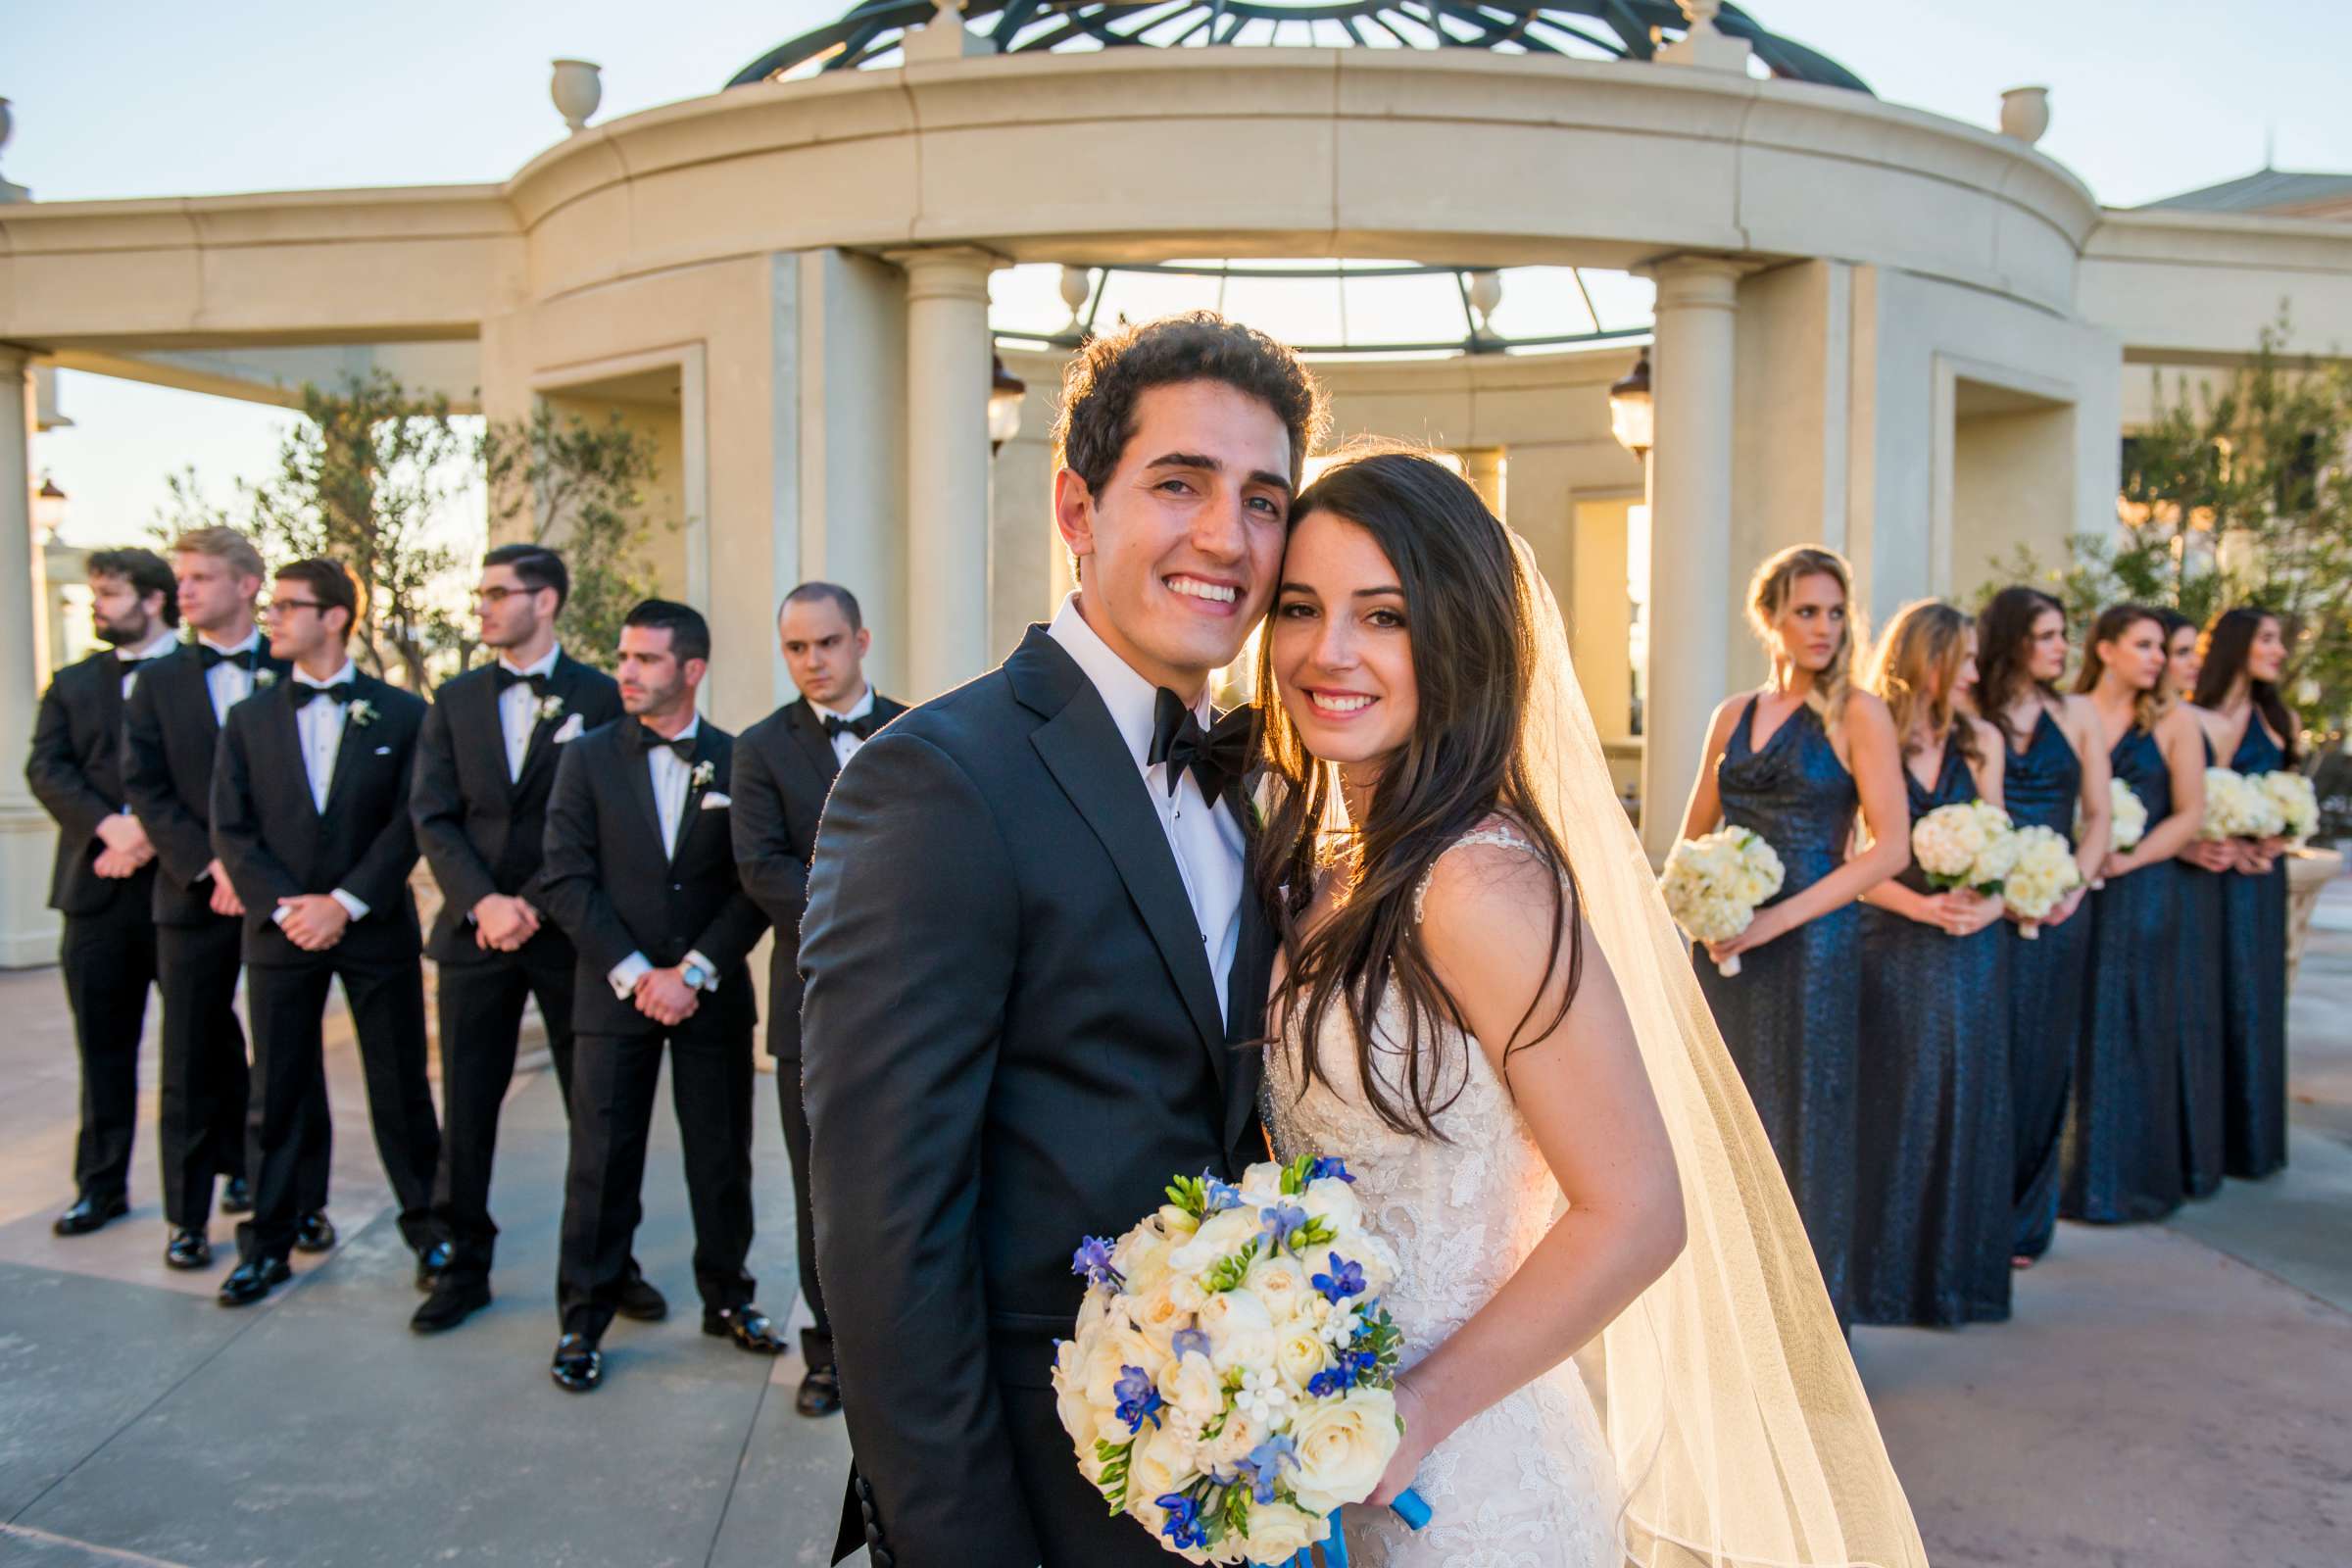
(540, 600, 776, 1392)
(408, 544, 662, 1334)
(211, 559, 441, 1307)
(123, 527, 333, 1269)
(26, 549, 177, 1237)
(731, 582, 904, 1417)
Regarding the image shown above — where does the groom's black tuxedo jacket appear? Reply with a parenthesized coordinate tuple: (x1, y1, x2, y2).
(210, 669, 427, 966)
(411, 653, 622, 967)
(800, 627, 1276, 1568)
(538, 717, 769, 1039)
(122, 644, 293, 926)
(729, 692, 906, 1059)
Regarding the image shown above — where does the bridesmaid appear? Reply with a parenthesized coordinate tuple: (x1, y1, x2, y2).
(2063, 606, 2205, 1225)
(2190, 607, 2297, 1179)
(1679, 545, 1908, 1321)
(2161, 608, 2230, 1199)
(1976, 588, 2111, 1266)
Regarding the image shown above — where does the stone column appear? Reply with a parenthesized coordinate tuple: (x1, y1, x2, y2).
(1460, 446, 1505, 516)
(0, 347, 59, 966)
(1638, 258, 1743, 861)
(890, 246, 1002, 700)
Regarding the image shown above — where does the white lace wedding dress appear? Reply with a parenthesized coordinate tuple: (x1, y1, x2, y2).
(1262, 827, 1625, 1568)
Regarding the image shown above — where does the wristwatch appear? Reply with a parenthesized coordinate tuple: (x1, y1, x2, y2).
(680, 959, 711, 991)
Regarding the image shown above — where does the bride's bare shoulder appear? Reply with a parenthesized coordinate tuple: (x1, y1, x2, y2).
(1414, 816, 1562, 936)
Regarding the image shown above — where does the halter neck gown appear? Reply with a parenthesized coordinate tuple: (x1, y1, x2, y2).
(2175, 732, 2228, 1198)
(2219, 719, 2291, 1178)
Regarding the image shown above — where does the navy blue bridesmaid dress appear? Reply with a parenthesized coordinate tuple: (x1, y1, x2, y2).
(2002, 710, 2093, 1257)
(2177, 734, 2228, 1199)
(1853, 743, 2014, 1327)
(2063, 726, 2185, 1223)
(1696, 697, 1862, 1320)
(2220, 721, 2291, 1178)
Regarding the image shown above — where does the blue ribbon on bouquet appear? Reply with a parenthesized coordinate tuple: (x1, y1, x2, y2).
(1287, 1489, 1430, 1568)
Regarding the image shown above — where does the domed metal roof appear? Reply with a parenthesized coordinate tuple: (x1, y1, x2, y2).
(726, 0, 1870, 93)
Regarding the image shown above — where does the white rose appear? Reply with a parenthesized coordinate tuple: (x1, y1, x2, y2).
(1139, 1407, 1202, 1489)
(1240, 1501, 1330, 1560)
(1241, 1252, 1312, 1324)
(1053, 1339, 1100, 1455)
(1129, 1273, 1191, 1352)
(1348, 1232, 1400, 1298)
(1288, 1388, 1402, 1513)
(1115, 1223, 1173, 1296)
(1083, 1323, 1162, 1408)
(1157, 1202, 1202, 1238)
(1168, 1206, 1259, 1273)
(1298, 1175, 1363, 1237)
(1274, 1324, 1330, 1392)
(1169, 1274, 1208, 1313)
(1198, 1287, 1279, 1374)
(1158, 1348, 1226, 1426)
(1202, 1404, 1267, 1472)
(1239, 1161, 1286, 1201)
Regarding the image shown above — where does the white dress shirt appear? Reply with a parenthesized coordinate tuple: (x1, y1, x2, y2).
(1047, 594, 1246, 1018)
(278, 659, 369, 925)
(811, 684, 877, 768)
(607, 715, 716, 1002)
(496, 644, 561, 782)
(116, 630, 179, 697)
(197, 629, 264, 726)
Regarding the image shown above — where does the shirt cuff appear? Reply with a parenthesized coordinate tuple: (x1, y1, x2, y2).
(329, 889, 369, 922)
(270, 905, 290, 928)
(610, 952, 653, 1000)
(684, 950, 719, 991)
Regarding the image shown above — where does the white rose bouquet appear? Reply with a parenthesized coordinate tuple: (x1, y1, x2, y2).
(1912, 801, 2018, 894)
(2000, 825, 2082, 939)
(1660, 827, 1787, 978)
(2090, 779, 2147, 854)
(2257, 770, 2318, 844)
(1055, 1155, 1428, 1564)
(2199, 767, 2280, 841)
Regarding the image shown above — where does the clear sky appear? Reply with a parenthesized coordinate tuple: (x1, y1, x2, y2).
(15, 0, 2352, 545)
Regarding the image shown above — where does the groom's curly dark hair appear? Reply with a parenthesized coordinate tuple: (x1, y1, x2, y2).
(1053, 311, 1328, 498)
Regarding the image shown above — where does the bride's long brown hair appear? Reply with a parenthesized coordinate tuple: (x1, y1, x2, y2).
(1252, 448, 1583, 1138)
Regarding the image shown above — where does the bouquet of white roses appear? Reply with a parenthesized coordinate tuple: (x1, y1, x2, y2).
(2199, 767, 2282, 841)
(2001, 825, 2082, 939)
(2097, 779, 2148, 854)
(1912, 801, 2018, 894)
(1055, 1155, 1416, 1565)
(1661, 827, 1787, 978)
(2258, 769, 2318, 844)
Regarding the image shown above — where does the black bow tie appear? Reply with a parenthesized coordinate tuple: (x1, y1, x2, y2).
(821, 711, 879, 743)
(196, 644, 257, 672)
(493, 665, 551, 698)
(289, 681, 354, 710)
(1148, 688, 1255, 803)
(631, 723, 697, 761)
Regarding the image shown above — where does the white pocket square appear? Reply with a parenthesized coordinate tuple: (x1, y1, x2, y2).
(700, 792, 732, 810)
(374, 746, 392, 756)
(553, 713, 585, 743)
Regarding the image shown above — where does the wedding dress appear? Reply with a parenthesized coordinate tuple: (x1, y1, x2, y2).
(1265, 823, 1626, 1567)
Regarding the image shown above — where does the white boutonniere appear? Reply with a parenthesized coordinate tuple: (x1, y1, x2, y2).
(690, 759, 715, 789)
(552, 712, 584, 744)
(537, 693, 565, 722)
(253, 668, 277, 689)
(349, 699, 379, 728)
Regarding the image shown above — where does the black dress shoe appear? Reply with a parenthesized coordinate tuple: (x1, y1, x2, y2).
(165, 1228, 213, 1270)
(220, 1177, 253, 1215)
(615, 1272, 668, 1323)
(218, 1255, 292, 1307)
(703, 1304, 788, 1354)
(415, 1240, 454, 1292)
(796, 1361, 842, 1417)
(550, 1333, 603, 1393)
(293, 1211, 336, 1253)
(411, 1277, 492, 1334)
(53, 1193, 128, 1237)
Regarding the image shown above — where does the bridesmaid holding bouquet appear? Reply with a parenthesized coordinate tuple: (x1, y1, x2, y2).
(1976, 588, 2111, 1266)
(1852, 603, 2013, 1327)
(2064, 607, 2205, 1225)
(1679, 546, 1908, 1321)
(2161, 608, 2229, 1198)
(2191, 608, 2297, 1180)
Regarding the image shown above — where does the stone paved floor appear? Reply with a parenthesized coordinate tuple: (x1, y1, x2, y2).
(1, 884, 2347, 1567)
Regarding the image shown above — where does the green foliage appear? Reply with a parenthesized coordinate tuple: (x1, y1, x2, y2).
(1288, 1215, 1337, 1255)
(1280, 1153, 1318, 1196)
(1163, 1174, 1209, 1220)
(1201, 1238, 1261, 1295)
(1094, 1439, 1132, 1515)
(1982, 311, 2352, 750)
(1219, 1482, 1251, 1541)
(479, 406, 666, 671)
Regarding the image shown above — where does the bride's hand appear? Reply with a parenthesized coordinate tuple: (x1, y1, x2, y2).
(1367, 1378, 1438, 1508)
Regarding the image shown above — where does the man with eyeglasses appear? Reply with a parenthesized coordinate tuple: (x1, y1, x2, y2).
(211, 559, 441, 1309)
(408, 544, 662, 1335)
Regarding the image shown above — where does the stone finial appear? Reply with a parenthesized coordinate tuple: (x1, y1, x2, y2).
(551, 60, 603, 135)
(1655, 0, 1752, 74)
(904, 0, 990, 63)
(1999, 86, 2051, 145)
(1058, 266, 1095, 328)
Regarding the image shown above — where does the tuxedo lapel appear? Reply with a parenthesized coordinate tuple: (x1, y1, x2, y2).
(672, 727, 719, 865)
(319, 676, 373, 816)
(265, 681, 317, 820)
(786, 701, 841, 788)
(618, 727, 667, 862)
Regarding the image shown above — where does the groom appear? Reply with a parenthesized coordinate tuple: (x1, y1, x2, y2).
(800, 312, 1325, 1568)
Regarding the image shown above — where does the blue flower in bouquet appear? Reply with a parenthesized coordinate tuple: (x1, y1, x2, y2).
(1240, 1434, 1298, 1504)
(1311, 1251, 1365, 1303)
(1071, 1235, 1124, 1290)
(1171, 1327, 1211, 1363)
(1306, 1366, 1351, 1398)
(1113, 1364, 1164, 1434)
(1259, 1202, 1309, 1250)
(1308, 1155, 1356, 1185)
(1155, 1493, 1207, 1549)
(1202, 1176, 1246, 1214)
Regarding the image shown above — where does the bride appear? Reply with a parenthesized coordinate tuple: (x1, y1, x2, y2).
(1253, 449, 1927, 1567)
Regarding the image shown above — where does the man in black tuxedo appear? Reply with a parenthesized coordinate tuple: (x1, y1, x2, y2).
(409, 543, 665, 1335)
(211, 558, 442, 1308)
(540, 599, 778, 1393)
(731, 581, 906, 1417)
(123, 526, 333, 1270)
(25, 548, 178, 1238)
(800, 315, 1322, 1567)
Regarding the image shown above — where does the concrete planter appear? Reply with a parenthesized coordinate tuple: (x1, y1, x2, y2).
(2286, 845, 2343, 992)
